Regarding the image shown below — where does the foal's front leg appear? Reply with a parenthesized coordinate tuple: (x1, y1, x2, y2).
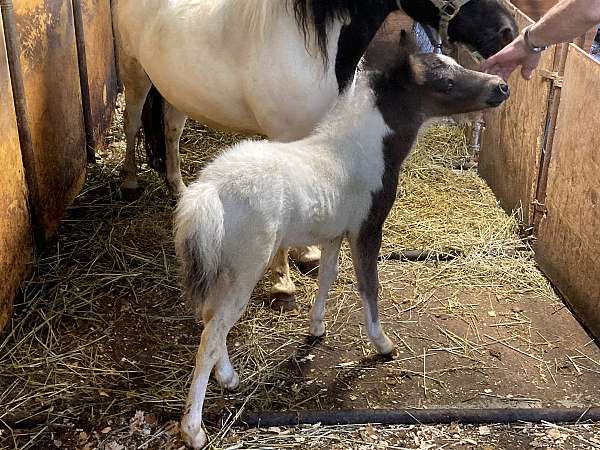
(309, 237, 342, 337)
(349, 229, 394, 355)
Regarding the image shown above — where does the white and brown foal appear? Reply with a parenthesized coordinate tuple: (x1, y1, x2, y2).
(175, 32, 509, 448)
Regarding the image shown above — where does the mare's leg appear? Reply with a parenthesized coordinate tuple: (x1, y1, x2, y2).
(270, 247, 297, 310)
(309, 237, 343, 337)
(180, 269, 262, 449)
(119, 55, 152, 197)
(265, 130, 320, 305)
(349, 230, 394, 355)
(164, 102, 187, 196)
(290, 245, 322, 273)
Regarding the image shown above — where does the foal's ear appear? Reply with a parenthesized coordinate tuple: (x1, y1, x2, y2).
(399, 29, 408, 44)
(408, 55, 427, 85)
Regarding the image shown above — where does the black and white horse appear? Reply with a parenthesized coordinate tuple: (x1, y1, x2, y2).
(175, 31, 510, 449)
(112, 0, 517, 304)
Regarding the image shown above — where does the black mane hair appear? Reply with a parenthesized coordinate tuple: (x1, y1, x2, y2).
(291, 0, 395, 65)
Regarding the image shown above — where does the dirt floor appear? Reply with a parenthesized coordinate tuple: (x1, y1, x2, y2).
(1, 99, 599, 450)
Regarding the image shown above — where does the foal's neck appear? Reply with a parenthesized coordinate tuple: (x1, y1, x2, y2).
(319, 72, 424, 163)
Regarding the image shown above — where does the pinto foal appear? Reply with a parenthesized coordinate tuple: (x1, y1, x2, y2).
(175, 33, 509, 448)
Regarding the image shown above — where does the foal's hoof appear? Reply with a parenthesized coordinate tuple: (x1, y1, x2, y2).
(309, 320, 326, 338)
(215, 369, 240, 391)
(296, 259, 320, 276)
(181, 418, 207, 449)
(375, 334, 395, 356)
(269, 293, 297, 312)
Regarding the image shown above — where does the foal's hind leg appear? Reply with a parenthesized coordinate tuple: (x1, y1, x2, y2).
(309, 237, 342, 337)
(119, 55, 152, 197)
(164, 102, 187, 196)
(181, 270, 261, 449)
(349, 230, 394, 355)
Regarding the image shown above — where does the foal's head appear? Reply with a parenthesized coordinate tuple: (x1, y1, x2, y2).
(371, 31, 509, 128)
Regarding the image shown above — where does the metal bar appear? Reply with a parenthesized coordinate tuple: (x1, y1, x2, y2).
(532, 43, 569, 233)
(235, 408, 600, 429)
(71, 0, 96, 163)
(0, 0, 43, 246)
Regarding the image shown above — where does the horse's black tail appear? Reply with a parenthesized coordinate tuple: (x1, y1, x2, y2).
(141, 85, 167, 175)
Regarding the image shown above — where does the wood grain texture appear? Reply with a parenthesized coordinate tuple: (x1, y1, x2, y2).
(475, 10, 554, 225)
(14, 0, 86, 241)
(0, 14, 33, 330)
(535, 45, 600, 338)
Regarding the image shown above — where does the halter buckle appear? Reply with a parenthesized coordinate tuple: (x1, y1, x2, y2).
(440, 1, 458, 18)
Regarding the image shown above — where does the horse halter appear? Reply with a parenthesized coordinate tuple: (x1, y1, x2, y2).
(402, 0, 473, 52)
(430, 0, 472, 49)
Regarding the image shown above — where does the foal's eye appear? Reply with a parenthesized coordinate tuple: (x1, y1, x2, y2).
(432, 77, 454, 94)
(444, 79, 454, 93)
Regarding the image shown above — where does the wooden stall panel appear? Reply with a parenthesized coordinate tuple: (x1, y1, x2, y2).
(14, 0, 86, 240)
(81, 0, 117, 148)
(0, 14, 32, 330)
(476, 10, 555, 225)
(536, 46, 600, 337)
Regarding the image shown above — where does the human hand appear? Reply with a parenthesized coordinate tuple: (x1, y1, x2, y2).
(481, 34, 542, 81)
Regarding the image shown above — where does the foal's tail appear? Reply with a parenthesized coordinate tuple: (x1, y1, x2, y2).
(174, 183, 225, 311)
(141, 85, 167, 174)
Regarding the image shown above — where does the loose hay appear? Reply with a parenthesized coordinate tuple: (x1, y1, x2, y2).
(1, 101, 598, 449)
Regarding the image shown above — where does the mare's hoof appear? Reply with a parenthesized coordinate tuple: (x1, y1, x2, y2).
(120, 185, 143, 202)
(168, 181, 187, 198)
(296, 259, 320, 276)
(452, 157, 479, 171)
(269, 293, 297, 312)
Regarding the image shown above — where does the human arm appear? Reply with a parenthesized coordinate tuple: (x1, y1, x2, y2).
(481, 0, 600, 80)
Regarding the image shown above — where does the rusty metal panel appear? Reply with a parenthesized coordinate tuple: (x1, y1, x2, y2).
(0, 13, 32, 330)
(14, 0, 86, 240)
(81, 0, 117, 149)
(536, 45, 600, 338)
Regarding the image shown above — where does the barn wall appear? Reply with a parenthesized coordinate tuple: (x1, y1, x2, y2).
(535, 46, 600, 337)
(14, 0, 87, 241)
(0, 0, 118, 331)
(0, 14, 33, 330)
(460, 9, 556, 225)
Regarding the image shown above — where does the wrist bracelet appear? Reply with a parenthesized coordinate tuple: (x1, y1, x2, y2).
(523, 25, 548, 54)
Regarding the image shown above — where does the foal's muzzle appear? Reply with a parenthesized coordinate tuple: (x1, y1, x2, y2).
(486, 82, 510, 107)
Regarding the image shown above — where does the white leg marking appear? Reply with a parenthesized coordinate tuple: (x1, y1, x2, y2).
(309, 237, 342, 337)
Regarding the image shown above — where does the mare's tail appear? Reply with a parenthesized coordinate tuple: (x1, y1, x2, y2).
(141, 85, 167, 174)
